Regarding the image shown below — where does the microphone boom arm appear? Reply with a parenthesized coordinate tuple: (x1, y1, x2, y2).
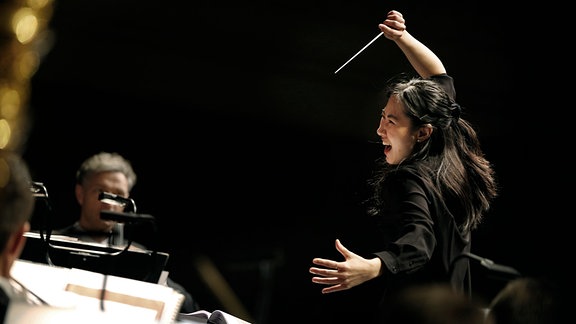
(100, 210, 155, 224)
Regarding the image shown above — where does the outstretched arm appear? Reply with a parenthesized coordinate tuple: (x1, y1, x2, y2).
(379, 10, 446, 78)
(310, 239, 382, 294)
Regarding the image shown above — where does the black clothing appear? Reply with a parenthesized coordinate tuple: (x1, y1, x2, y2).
(0, 290, 8, 323)
(372, 166, 471, 290)
(52, 222, 129, 246)
(369, 74, 471, 319)
(430, 73, 456, 100)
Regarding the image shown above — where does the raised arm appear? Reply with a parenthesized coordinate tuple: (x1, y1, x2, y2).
(379, 10, 446, 78)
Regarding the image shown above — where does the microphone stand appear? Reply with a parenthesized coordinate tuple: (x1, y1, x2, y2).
(97, 193, 161, 310)
(29, 187, 161, 311)
(450, 252, 522, 299)
(29, 181, 55, 266)
(452, 252, 522, 279)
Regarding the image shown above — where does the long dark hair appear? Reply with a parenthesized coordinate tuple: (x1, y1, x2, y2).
(366, 78, 497, 233)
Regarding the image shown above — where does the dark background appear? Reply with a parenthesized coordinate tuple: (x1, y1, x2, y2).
(21, 1, 571, 323)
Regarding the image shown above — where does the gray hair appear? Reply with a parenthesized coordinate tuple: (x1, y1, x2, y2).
(75, 152, 137, 191)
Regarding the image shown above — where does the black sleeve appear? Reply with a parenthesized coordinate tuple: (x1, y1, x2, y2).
(372, 171, 437, 276)
(0, 291, 8, 323)
(429, 73, 456, 101)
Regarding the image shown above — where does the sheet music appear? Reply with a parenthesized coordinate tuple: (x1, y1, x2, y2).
(11, 259, 184, 323)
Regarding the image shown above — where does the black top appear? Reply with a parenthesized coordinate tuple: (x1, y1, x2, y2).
(373, 166, 471, 290)
(370, 73, 471, 318)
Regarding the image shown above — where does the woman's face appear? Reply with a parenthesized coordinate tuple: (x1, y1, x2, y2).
(376, 95, 420, 164)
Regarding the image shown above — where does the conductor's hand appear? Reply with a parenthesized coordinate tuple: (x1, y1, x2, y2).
(310, 239, 382, 294)
(379, 10, 406, 40)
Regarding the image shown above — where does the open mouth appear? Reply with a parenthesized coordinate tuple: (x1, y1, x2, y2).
(384, 145, 391, 155)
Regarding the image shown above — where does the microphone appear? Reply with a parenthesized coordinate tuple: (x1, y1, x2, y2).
(98, 192, 137, 213)
(100, 210, 155, 223)
(479, 258, 522, 278)
(451, 252, 521, 281)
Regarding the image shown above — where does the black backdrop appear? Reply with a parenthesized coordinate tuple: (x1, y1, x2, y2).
(21, 1, 571, 323)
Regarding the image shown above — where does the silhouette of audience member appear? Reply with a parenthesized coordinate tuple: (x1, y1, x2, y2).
(382, 283, 488, 324)
(486, 276, 564, 324)
(0, 150, 45, 320)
